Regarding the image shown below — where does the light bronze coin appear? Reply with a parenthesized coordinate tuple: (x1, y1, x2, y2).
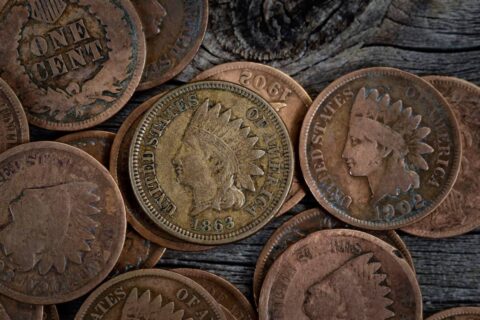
(57, 130, 115, 165)
(300, 67, 462, 230)
(403, 76, 480, 238)
(110, 93, 213, 251)
(0, 294, 43, 320)
(426, 307, 480, 319)
(0, 77, 29, 154)
(193, 62, 312, 215)
(174, 268, 257, 320)
(74, 269, 227, 320)
(130, 81, 294, 244)
(133, 0, 208, 90)
(259, 229, 422, 320)
(42, 305, 59, 320)
(0, 0, 146, 131)
(253, 207, 415, 306)
(0, 141, 126, 304)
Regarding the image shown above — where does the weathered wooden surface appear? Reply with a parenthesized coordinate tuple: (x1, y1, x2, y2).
(29, 0, 480, 317)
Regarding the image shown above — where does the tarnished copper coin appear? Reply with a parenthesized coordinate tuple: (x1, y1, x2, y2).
(0, 0, 146, 131)
(74, 269, 227, 320)
(253, 207, 415, 306)
(133, 0, 208, 90)
(403, 76, 480, 238)
(427, 307, 480, 320)
(42, 305, 59, 320)
(174, 268, 257, 320)
(0, 294, 43, 320)
(300, 67, 462, 230)
(110, 93, 212, 251)
(57, 130, 115, 165)
(130, 81, 294, 244)
(259, 229, 422, 319)
(0, 77, 29, 154)
(194, 62, 312, 215)
(0, 141, 126, 304)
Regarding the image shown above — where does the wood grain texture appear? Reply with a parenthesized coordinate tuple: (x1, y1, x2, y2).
(28, 0, 479, 317)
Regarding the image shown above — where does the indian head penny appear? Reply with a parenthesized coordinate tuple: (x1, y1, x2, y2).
(74, 269, 227, 320)
(0, 0, 146, 131)
(130, 81, 294, 245)
(133, 0, 208, 90)
(426, 307, 480, 320)
(300, 67, 462, 230)
(0, 141, 126, 304)
(0, 294, 43, 320)
(57, 130, 115, 166)
(259, 229, 422, 320)
(403, 76, 480, 238)
(194, 62, 312, 215)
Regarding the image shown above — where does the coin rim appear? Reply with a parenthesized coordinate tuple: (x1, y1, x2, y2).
(0, 77, 29, 148)
(426, 307, 480, 320)
(56, 130, 116, 147)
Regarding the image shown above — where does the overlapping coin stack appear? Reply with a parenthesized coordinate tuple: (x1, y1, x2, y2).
(0, 1, 478, 319)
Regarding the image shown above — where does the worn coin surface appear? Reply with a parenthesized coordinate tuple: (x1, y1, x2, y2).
(0, 294, 43, 320)
(110, 93, 212, 251)
(0, 141, 126, 304)
(0, 77, 29, 154)
(403, 76, 480, 238)
(42, 305, 59, 320)
(133, 0, 208, 90)
(300, 67, 462, 230)
(426, 307, 480, 320)
(253, 207, 415, 305)
(130, 81, 294, 244)
(259, 229, 422, 320)
(57, 130, 115, 166)
(194, 62, 312, 215)
(174, 268, 256, 320)
(74, 269, 227, 320)
(0, 0, 146, 130)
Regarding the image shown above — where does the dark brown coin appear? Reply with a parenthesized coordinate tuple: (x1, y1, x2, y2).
(133, 0, 208, 90)
(42, 305, 59, 320)
(109, 93, 213, 251)
(0, 141, 126, 304)
(253, 207, 415, 306)
(0, 294, 43, 320)
(57, 130, 115, 165)
(259, 229, 422, 319)
(426, 307, 480, 320)
(174, 268, 257, 320)
(300, 67, 462, 230)
(0, 77, 29, 154)
(130, 81, 294, 244)
(193, 62, 312, 215)
(0, 0, 146, 131)
(403, 76, 480, 238)
(74, 269, 227, 320)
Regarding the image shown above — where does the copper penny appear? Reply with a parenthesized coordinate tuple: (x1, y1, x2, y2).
(259, 229, 422, 319)
(300, 67, 462, 230)
(110, 93, 213, 251)
(174, 268, 257, 320)
(0, 141, 126, 304)
(57, 130, 115, 165)
(403, 76, 480, 238)
(0, 77, 29, 154)
(253, 207, 415, 306)
(221, 306, 237, 320)
(193, 62, 312, 215)
(133, 0, 208, 90)
(0, 0, 146, 131)
(130, 81, 294, 244)
(74, 269, 227, 320)
(427, 307, 480, 320)
(42, 305, 59, 320)
(0, 294, 43, 320)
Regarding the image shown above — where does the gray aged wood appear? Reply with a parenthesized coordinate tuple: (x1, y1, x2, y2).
(28, 0, 479, 317)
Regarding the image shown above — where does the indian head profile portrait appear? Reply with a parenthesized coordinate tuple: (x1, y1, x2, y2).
(172, 99, 265, 216)
(342, 87, 434, 205)
(121, 288, 186, 320)
(132, 0, 167, 40)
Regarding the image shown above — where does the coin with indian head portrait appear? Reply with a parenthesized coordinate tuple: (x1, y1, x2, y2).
(0, 141, 126, 304)
(0, 0, 146, 131)
(403, 76, 480, 238)
(132, 0, 208, 90)
(300, 67, 462, 230)
(0, 294, 43, 320)
(194, 62, 312, 215)
(129, 81, 294, 245)
(259, 229, 422, 320)
(426, 307, 480, 320)
(74, 269, 227, 320)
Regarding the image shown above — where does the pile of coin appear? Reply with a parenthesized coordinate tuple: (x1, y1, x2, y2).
(0, 0, 478, 319)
